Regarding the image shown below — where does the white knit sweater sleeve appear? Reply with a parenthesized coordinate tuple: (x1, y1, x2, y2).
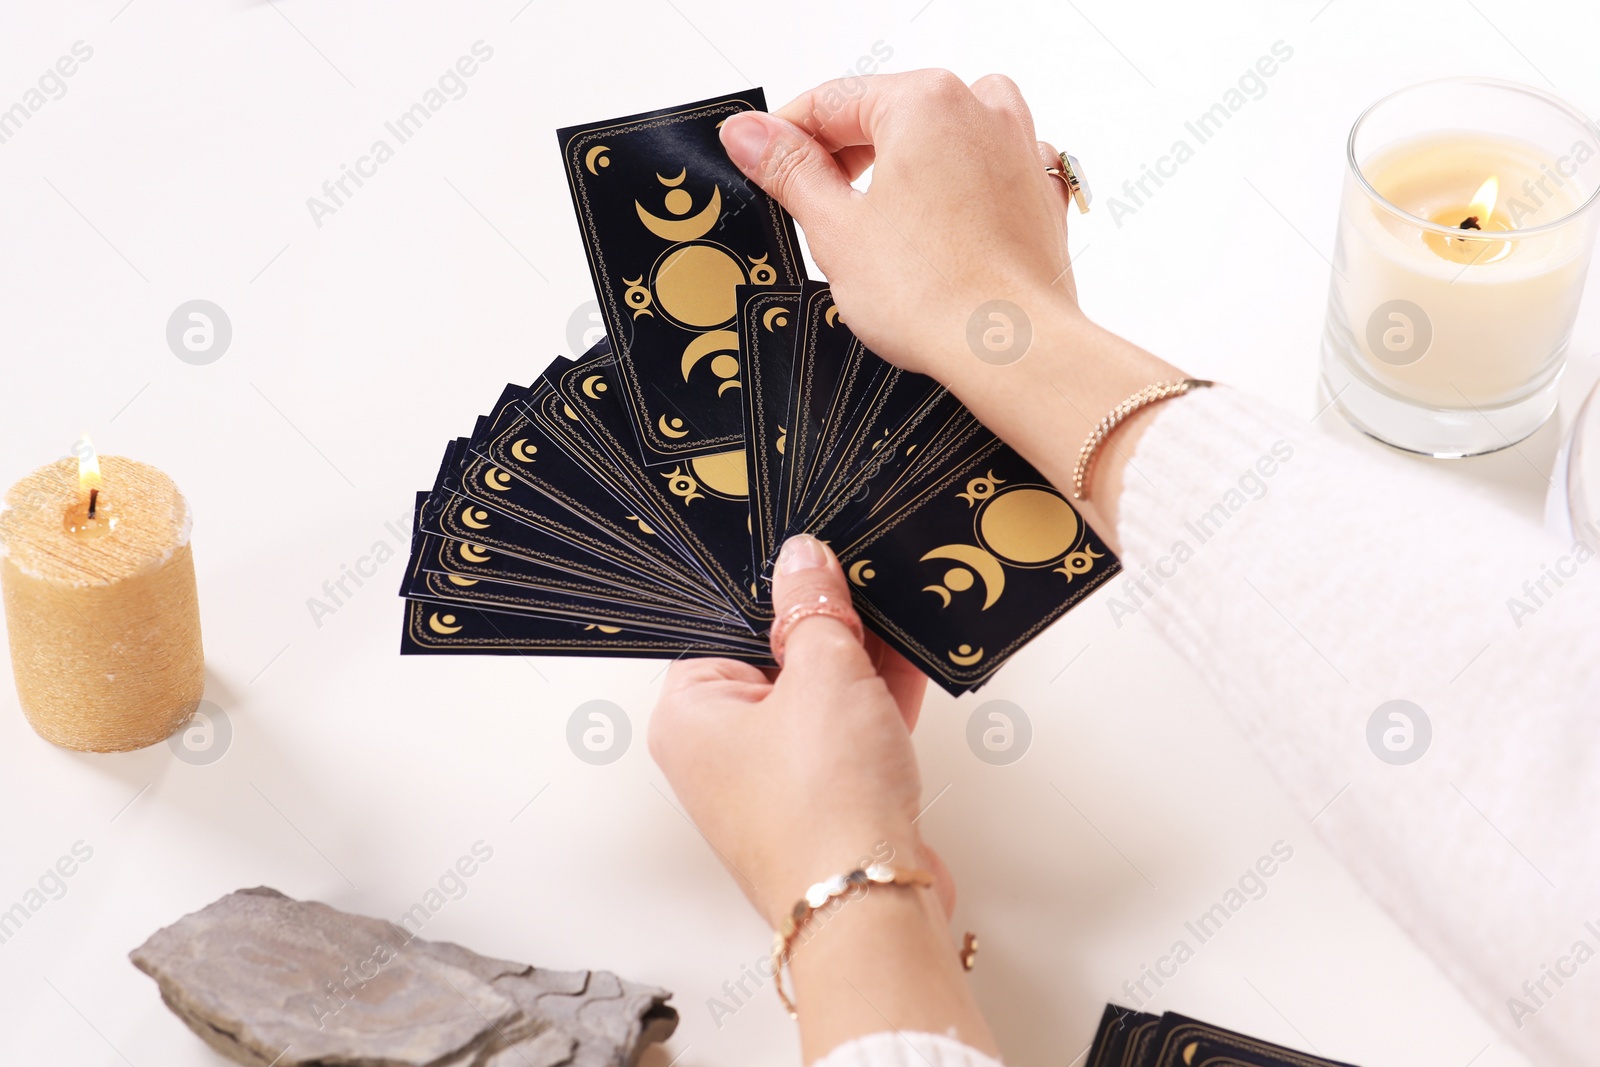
(812, 1031, 1004, 1067)
(1112, 386, 1600, 1065)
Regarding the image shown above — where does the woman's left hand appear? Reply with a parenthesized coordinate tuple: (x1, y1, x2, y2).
(648, 533, 948, 929)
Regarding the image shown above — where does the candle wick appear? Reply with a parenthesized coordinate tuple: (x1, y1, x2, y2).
(1459, 215, 1482, 231)
(87, 488, 99, 520)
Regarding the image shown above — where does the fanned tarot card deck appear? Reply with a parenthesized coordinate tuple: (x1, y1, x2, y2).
(398, 88, 1120, 694)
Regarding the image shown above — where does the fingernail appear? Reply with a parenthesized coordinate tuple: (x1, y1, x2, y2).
(720, 112, 772, 176)
(778, 534, 827, 575)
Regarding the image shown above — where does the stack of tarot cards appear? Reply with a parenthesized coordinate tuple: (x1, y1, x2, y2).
(1088, 1005, 1361, 1067)
(398, 88, 1119, 695)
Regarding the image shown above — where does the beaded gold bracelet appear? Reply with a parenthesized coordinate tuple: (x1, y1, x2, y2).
(770, 863, 978, 1019)
(1072, 379, 1213, 501)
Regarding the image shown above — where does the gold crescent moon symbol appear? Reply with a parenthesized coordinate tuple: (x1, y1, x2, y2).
(636, 186, 721, 242)
(584, 145, 611, 175)
(460, 507, 491, 530)
(563, 403, 578, 420)
(920, 544, 1006, 609)
(948, 643, 985, 666)
(658, 414, 689, 439)
(847, 560, 876, 586)
(658, 168, 687, 187)
(510, 439, 537, 463)
(483, 468, 512, 491)
(762, 306, 789, 331)
(717, 379, 742, 396)
(680, 329, 739, 381)
(428, 612, 464, 635)
(447, 575, 478, 587)
(459, 543, 490, 563)
(825, 305, 841, 327)
(582, 374, 606, 399)
(922, 584, 953, 607)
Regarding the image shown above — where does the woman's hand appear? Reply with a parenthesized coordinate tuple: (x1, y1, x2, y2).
(650, 533, 936, 927)
(719, 70, 1079, 381)
(719, 71, 1189, 543)
(649, 534, 993, 1061)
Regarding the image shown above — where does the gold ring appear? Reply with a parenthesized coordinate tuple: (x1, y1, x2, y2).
(768, 593, 864, 667)
(1045, 151, 1091, 214)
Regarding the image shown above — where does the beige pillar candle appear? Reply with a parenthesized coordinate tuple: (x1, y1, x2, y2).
(0, 452, 203, 752)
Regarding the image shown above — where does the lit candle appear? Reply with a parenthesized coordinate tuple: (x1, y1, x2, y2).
(1342, 134, 1589, 405)
(0, 441, 203, 751)
(1321, 79, 1600, 457)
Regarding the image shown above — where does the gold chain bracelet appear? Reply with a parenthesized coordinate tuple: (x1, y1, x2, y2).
(770, 863, 978, 1019)
(1071, 379, 1213, 500)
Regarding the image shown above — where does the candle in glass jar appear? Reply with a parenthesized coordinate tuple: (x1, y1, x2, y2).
(0, 444, 203, 752)
(1338, 132, 1590, 407)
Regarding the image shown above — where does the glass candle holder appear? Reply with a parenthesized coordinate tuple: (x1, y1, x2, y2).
(1320, 78, 1600, 456)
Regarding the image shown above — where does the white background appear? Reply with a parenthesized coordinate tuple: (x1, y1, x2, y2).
(1, 1, 1596, 1064)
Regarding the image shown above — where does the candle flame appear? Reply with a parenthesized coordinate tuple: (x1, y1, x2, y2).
(77, 435, 101, 497)
(1469, 175, 1499, 221)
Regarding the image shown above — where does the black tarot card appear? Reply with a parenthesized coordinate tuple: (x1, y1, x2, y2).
(558, 89, 805, 464)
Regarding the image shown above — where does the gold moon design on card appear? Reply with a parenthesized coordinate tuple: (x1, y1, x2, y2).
(848, 560, 875, 586)
(563, 403, 578, 420)
(460, 508, 491, 530)
(584, 623, 623, 634)
(948, 643, 985, 666)
(655, 244, 744, 327)
(658, 415, 689, 439)
(582, 375, 607, 399)
(511, 439, 537, 462)
(920, 544, 1005, 609)
(625, 514, 655, 535)
(689, 450, 748, 499)
(710, 353, 741, 395)
(658, 168, 687, 187)
(637, 187, 721, 243)
(762, 307, 790, 331)
(428, 612, 463, 635)
(825, 305, 841, 327)
(483, 468, 511, 491)
(460, 543, 490, 563)
(922, 584, 952, 607)
(447, 575, 478, 587)
(681, 329, 739, 380)
(976, 486, 1078, 565)
(584, 146, 612, 174)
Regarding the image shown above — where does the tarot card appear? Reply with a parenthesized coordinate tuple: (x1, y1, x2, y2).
(401, 595, 772, 662)
(737, 284, 803, 580)
(558, 88, 805, 464)
(775, 283, 854, 535)
(1087, 1004, 1163, 1067)
(404, 567, 766, 648)
(836, 438, 1119, 694)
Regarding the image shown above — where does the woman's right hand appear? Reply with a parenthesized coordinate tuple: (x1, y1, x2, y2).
(718, 70, 1082, 381)
(718, 70, 1187, 543)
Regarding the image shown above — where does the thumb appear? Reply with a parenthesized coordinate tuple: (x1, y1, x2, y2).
(720, 111, 855, 251)
(769, 534, 874, 684)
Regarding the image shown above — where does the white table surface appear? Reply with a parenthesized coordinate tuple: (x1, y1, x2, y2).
(3, 1, 1597, 1063)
